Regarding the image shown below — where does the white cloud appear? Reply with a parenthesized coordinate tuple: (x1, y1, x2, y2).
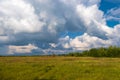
(108, 24, 120, 46)
(70, 33, 111, 50)
(58, 24, 120, 51)
(76, 3, 113, 39)
(59, 36, 71, 49)
(0, 0, 45, 34)
(0, 0, 119, 54)
(8, 44, 38, 54)
(105, 7, 120, 22)
(58, 33, 112, 50)
(76, 4, 104, 26)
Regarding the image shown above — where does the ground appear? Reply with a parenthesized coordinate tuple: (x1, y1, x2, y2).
(0, 56, 120, 80)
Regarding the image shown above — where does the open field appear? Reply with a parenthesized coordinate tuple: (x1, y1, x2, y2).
(0, 56, 120, 80)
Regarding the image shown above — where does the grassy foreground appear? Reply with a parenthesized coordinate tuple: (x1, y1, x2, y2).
(0, 57, 120, 80)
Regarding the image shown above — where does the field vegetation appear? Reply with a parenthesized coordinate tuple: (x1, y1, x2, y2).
(0, 56, 120, 80)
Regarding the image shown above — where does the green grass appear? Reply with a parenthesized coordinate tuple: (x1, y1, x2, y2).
(0, 56, 120, 80)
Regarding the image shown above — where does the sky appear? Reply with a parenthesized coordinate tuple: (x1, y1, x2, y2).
(0, 0, 120, 55)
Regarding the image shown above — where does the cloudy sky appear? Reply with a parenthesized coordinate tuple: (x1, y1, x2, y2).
(0, 0, 120, 55)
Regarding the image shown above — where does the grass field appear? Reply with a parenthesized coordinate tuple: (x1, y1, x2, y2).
(0, 56, 120, 80)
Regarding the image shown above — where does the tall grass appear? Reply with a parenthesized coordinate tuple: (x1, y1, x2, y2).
(0, 57, 120, 80)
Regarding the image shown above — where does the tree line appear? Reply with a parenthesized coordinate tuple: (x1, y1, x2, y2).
(66, 46, 120, 57)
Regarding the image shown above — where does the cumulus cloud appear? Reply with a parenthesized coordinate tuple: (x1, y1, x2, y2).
(0, 0, 44, 33)
(0, 0, 119, 55)
(58, 33, 111, 50)
(8, 44, 38, 54)
(58, 25, 120, 51)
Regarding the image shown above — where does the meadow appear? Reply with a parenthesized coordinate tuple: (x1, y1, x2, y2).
(0, 56, 120, 80)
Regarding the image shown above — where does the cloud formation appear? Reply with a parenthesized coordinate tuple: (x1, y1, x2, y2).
(8, 44, 38, 54)
(106, 7, 120, 22)
(0, 0, 120, 55)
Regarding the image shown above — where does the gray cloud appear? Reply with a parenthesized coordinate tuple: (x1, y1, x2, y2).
(0, 0, 120, 55)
